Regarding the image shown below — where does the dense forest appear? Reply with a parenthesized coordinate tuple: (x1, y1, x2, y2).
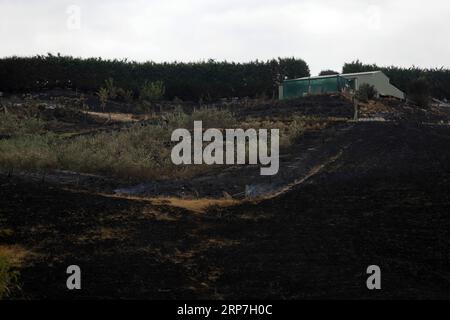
(0, 55, 310, 101)
(343, 60, 450, 100)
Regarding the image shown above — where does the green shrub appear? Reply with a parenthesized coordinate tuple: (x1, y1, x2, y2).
(117, 88, 134, 103)
(96, 87, 109, 112)
(139, 80, 165, 102)
(104, 78, 117, 100)
(356, 83, 378, 102)
(0, 254, 19, 299)
(318, 70, 339, 76)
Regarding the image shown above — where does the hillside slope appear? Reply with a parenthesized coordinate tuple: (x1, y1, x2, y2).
(2, 121, 450, 299)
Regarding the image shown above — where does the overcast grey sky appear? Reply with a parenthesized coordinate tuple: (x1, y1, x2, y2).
(1, 0, 449, 75)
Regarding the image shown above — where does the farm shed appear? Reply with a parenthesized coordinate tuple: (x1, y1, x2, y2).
(280, 74, 350, 99)
(279, 71, 405, 100)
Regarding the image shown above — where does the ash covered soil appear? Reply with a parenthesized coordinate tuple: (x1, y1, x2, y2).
(1, 96, 450, 299)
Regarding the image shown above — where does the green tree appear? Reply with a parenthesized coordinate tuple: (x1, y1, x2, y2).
(0, 55, 312, 101)
(96, 87, 109, 113)
(343, 60, 450, 100)
(319, 70, 339, 76)
(117, 88, 134, 112)
(105, 78, 117, 100)
(139, 80, 165, 101)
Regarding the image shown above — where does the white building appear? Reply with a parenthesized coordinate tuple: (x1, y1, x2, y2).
(340, 71, 405, 100)
(279, 70, 405, 100)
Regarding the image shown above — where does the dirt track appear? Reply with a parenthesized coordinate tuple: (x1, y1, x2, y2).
(1, 121, 450, 299)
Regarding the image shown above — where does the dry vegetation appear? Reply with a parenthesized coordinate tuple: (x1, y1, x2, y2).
(0, 249, 21, 299)
(0, 99, 310, 181)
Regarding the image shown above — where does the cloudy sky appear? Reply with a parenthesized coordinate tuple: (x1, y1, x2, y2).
(1, 0, 449, 75)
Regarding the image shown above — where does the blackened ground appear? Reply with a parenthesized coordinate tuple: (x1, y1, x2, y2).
(203, 122, 450, 299)
(1, 121, 450, 299)
(233, 94, 354, 119)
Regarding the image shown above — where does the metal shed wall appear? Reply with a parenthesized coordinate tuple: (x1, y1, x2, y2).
(281, 75, 349, 99)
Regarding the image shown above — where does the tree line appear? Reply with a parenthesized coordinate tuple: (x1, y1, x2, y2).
(2, 55, 448, 101)
(0, 54, 310, 101)
(343, 60, 450, 100)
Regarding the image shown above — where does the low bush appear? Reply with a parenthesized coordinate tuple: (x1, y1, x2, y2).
(139, 80, 165, 102)
(0, 113, 45, 136)
(0, 134, 57, 174)
(0, 254, 19, 299)
(355, 83, 378, 102)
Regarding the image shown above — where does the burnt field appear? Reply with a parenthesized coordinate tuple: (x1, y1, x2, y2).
(1, 105, 450, 299)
